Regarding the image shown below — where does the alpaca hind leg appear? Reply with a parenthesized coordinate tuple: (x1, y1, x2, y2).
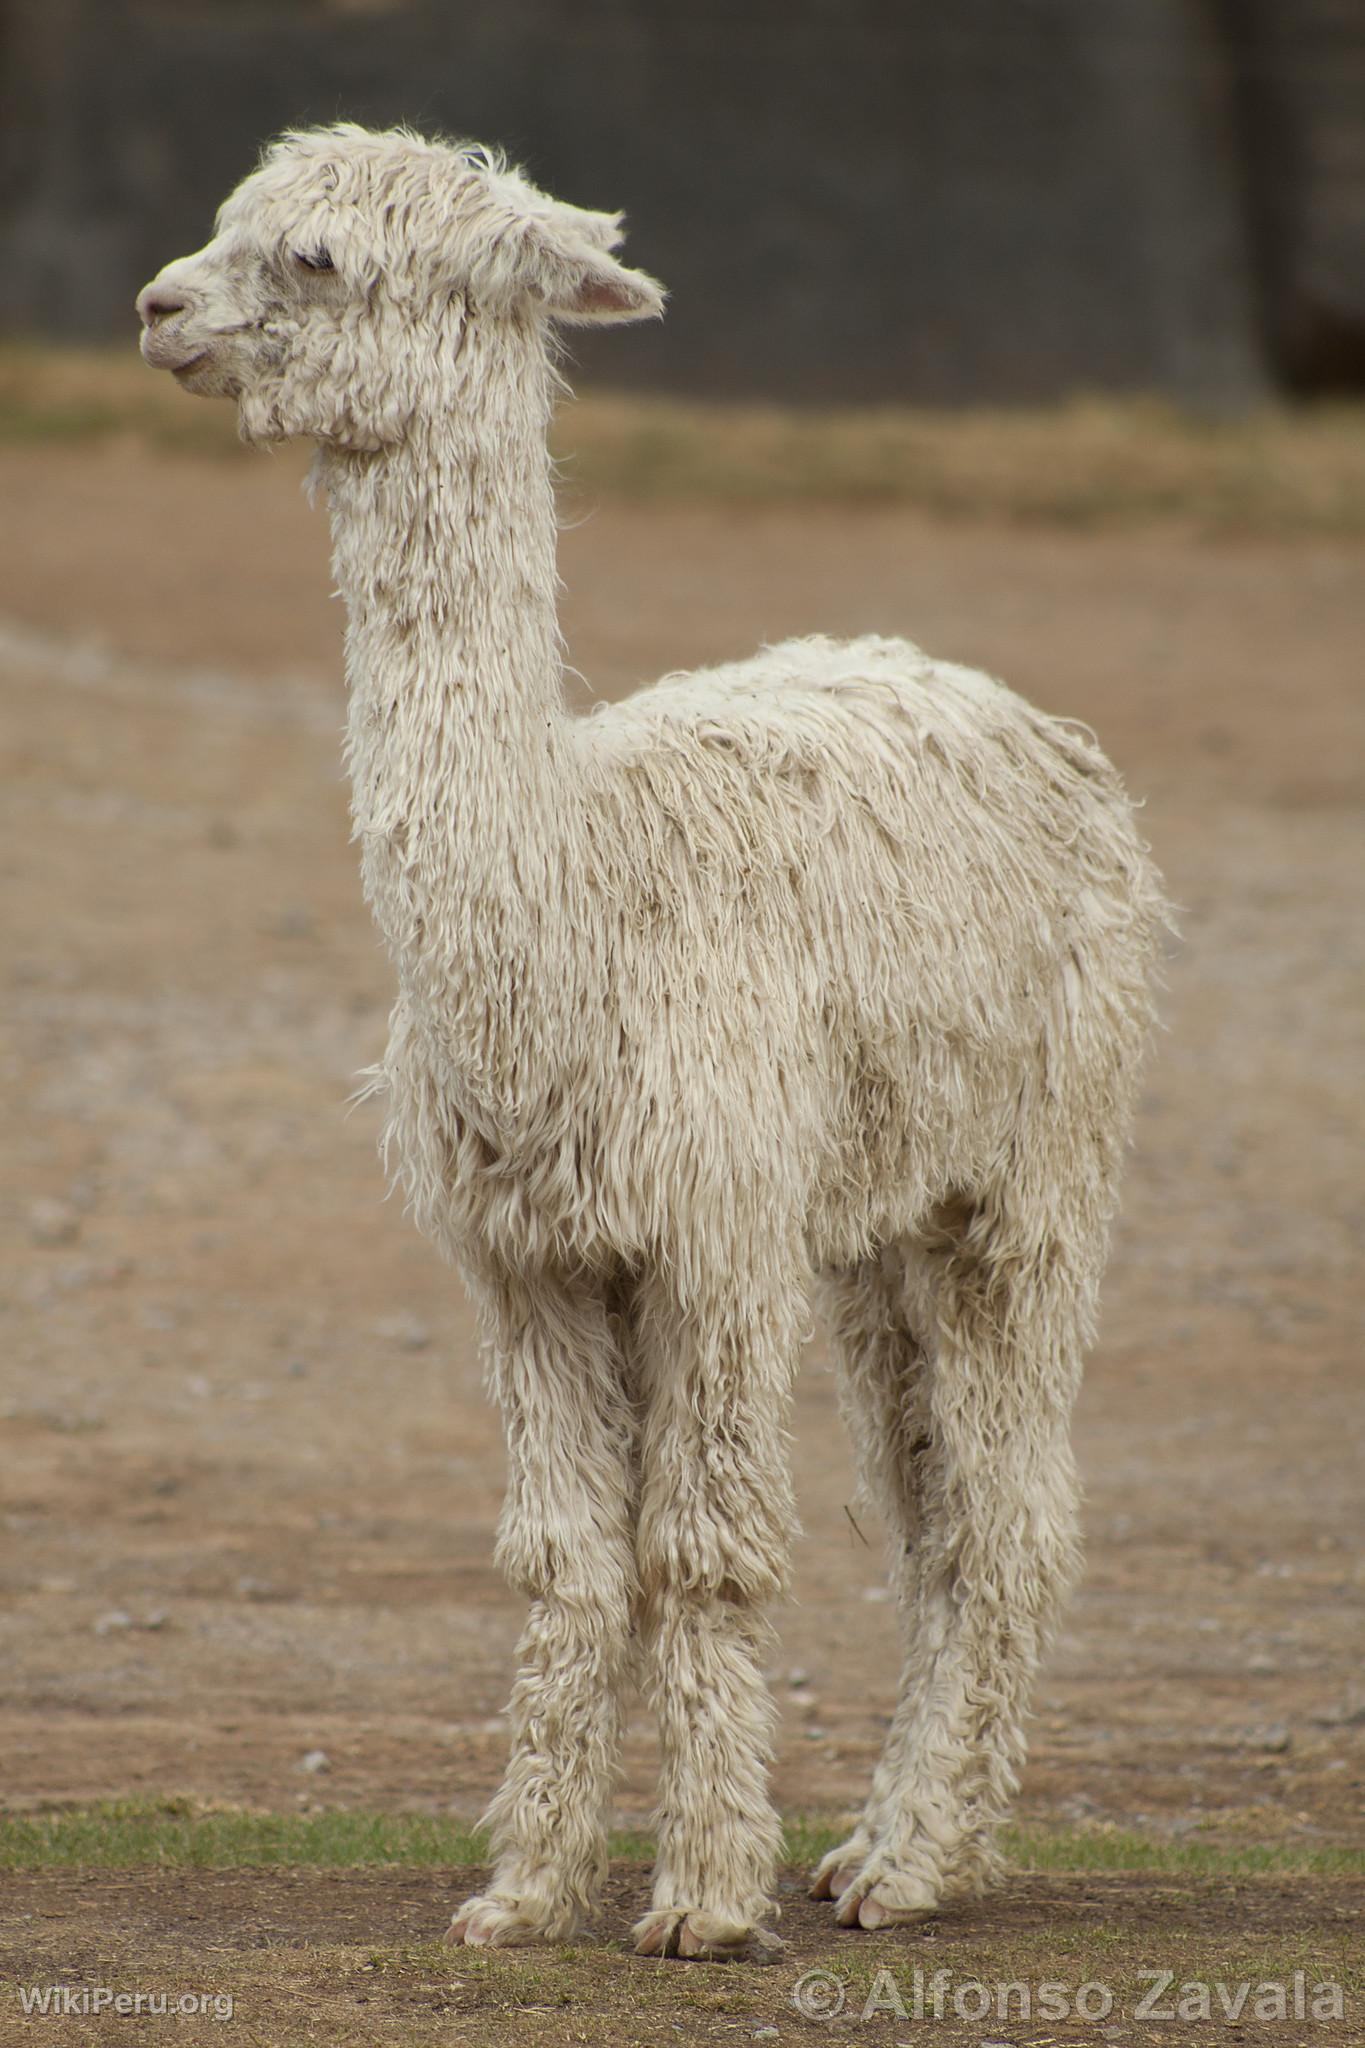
(446, 1268, 636, 1946)
(629, 1267, 801, 1963)
(831, 1206, 1087, 1929)
(809, 1246, 935, 1903)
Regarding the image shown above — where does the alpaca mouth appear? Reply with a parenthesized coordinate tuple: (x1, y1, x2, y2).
(140, 325, 211, 376)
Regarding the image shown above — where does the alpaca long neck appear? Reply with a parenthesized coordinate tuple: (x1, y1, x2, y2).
(320, 318, 572, 981)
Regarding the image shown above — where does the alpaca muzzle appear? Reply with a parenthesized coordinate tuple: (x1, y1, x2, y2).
(136, 279, 209, 374)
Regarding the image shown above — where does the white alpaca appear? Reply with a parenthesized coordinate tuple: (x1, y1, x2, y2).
(138, 125, 1167, 1961)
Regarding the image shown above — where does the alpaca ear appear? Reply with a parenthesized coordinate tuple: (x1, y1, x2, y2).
(573, 208, 628, 254)
(525, 216, 665, 325)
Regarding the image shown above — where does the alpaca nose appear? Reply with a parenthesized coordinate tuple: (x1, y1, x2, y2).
(137, 281, 189, 327)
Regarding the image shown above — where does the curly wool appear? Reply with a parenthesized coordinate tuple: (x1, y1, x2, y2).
(138, 126, 1169, 1956)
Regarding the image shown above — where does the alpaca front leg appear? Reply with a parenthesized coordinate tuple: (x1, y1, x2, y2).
(628, 1270, 801, 1963)
(446, 1272, 636, 1947)
(633, 1588, 787, 1961)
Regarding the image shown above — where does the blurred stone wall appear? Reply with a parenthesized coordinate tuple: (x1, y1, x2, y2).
(1, 0, 1360, 401)
(1222, 0, 1365, 390)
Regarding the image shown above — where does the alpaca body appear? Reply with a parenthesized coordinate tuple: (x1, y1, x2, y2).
(137, 123, 1167, 1958)
(374, 627, 1153, 1286)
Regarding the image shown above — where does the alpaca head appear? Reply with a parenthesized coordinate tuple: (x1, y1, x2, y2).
(136, 124, 664, 452)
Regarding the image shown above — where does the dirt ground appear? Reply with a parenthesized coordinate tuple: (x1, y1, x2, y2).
(4, 1864, 1361, 2047)
(1, 434, 1362, 1881)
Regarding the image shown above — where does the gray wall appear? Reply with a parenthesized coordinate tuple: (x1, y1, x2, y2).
(2, 0, 1361, 401)
(1223, 0, 1365, 389)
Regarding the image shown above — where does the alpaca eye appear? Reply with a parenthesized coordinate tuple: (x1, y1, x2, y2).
(294, 247, 334, 273)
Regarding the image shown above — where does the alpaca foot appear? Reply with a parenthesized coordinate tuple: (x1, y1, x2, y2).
(444, 1893, 568, 1947)
(809, 1835, 872, 1901)
(631, 1907, 786, 1964)
(832, 1862, 940, 1931)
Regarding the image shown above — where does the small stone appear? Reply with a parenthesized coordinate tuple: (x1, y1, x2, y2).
(300, 1749, 330, 1774)
(375, 1313, 431, 1353)
(94, 1610, 133, 1635)
(1255, 1724, 1291, 1754)
(1248, 1652, 1278, 1675)
(786, 1667, 811, 1689)
(29, 1199, 80, 1247)
(860, 1584, 891, 1603)
(141, 1609, 170, 1631)
(804, 1725, 828, 1741)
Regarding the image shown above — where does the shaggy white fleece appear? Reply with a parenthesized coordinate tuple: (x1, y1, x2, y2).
(138, 125, 1169, 1961)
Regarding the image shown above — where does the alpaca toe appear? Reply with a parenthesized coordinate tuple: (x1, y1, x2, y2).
(835, 1867, 938, 1931)
(632, 1907, 683, 1957)
(809, 1839, 868, 1901)
(677, 1911, 752, 1961)
(632, 1908, 785, 1964)
(833, 1881, 868, 1927)
(444, 1894, 551, 1947)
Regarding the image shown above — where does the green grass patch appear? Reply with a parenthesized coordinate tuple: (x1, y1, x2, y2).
(1, 1800, 1360, 1876)
(1003, 1823, 1365, 1878)
(0, 1801, 489, 1870)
